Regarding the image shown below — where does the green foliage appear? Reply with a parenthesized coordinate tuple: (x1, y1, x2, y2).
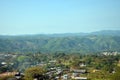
(110, 67, 120, 80)
(0, 34, 120, 53)
(88, 70, 110, 80)
(17, 56, 28, 62)
(24, 66, 46, 80)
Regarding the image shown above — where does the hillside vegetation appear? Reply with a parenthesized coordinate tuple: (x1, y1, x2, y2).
(0, 30, 120, 53)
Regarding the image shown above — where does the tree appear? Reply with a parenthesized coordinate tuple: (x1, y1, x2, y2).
(24, 66, 46, 80)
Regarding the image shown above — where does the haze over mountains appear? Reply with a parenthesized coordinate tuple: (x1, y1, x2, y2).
(0, 30, 120, 53)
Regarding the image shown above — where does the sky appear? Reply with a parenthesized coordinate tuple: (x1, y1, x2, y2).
(0, 0, 120, 35)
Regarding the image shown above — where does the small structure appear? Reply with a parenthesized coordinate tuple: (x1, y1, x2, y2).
(80, 63, 86, 67)
(1, 62, 7, 65)
(15, 72, 24, 80)
(102, 51, 118, 56)
(73, 69, 87, 74)
(49, 60, 57, 63)
(62, 74, 69, 80)
(73, 77, 87, 80)
(71, 69, 88, 80)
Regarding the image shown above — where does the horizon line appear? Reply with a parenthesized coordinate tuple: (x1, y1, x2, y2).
(0, 30, 120, 36)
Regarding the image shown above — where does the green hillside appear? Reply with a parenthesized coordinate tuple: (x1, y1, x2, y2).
(0, 32, 120, 53)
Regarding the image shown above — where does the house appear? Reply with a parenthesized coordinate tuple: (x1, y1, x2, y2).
(80, 63, 86, 67)
(73, 77, 87, 80)
(1, 62, 7, 67)
(73, 69, 87, 74)
(72, 72, 79, 77)
(1, 62, 7, 65)
(71, 69, 88, 80)
(62, 74, 68, 80)
(49, 60, 57, 63)
(15, 72, 24, 79)
(102, 51, 118, 56)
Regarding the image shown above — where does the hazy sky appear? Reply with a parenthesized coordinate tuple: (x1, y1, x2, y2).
(0, 0, 120, 35)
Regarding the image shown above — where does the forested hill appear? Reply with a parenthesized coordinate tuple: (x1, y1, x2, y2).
(0, 30, 120, 53)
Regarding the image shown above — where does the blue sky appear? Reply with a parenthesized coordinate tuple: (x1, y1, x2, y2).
(0, 0, 120, 35)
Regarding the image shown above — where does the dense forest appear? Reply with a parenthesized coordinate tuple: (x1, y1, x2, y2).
(0, 30, 120, 53)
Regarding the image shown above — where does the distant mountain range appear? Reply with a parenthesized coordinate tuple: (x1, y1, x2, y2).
(0, 30, 120, 53)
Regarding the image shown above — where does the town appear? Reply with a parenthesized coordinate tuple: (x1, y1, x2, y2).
(0, 51, 120, 80)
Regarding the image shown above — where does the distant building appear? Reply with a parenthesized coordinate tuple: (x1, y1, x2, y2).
(73, 69, 87, 74)
(80, 63, 86, 67)
(72, 77, 87, 80)
(71, 69, 88, 80)
(49, 60, 57, 63)
(62, 74, 69, 80)
(102, 51, 118, 56)
(1, 62, 7, 65)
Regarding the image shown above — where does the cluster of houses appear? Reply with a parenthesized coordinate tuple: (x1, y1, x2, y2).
(70, 63, 88, 80)
(27, 60, 88, 80)
(71, 69, 87, 80)
(0, 53, 17, 66)
(0, 53, 89, 80)
(44, 61, 88, 80)
(102, 51, 118, 56)
(45, 67, 88, 80)
(0, 58, 89, 80)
